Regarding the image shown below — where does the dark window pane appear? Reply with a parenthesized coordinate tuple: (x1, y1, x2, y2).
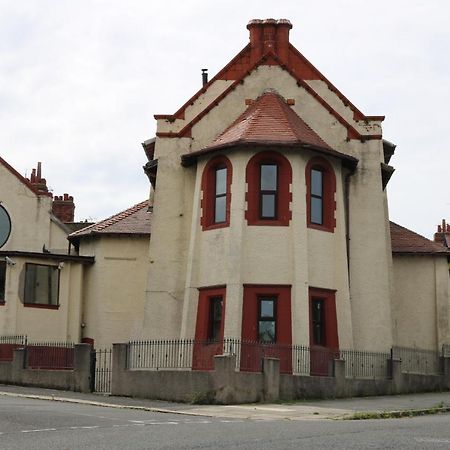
(215, 168, 227, 196)
(210, 297, 223, 341)
(260, 164, 277, 191)
(312, 299, 325, 346)
(260, 299, 275, 318)
(0, 261, 5, 302)
(215, 196, 226, 223)
(311, 197, 323, 225)
(311, 169, 323, 197)
(261, 194, 276, 218)
(259, 321, 276, 342)
(24, 264, 59, 305)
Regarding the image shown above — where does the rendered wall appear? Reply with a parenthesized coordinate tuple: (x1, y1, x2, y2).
(392, 255, 450, 349)
(143, 65, 392, 352)
(80, 236, 149, 348)
(0, 256, 84, 342)
(0, 163, 68, 253)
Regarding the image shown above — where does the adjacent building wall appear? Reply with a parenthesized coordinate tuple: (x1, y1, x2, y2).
(80, 236, 149, 348)
(392, 255, 450, 349)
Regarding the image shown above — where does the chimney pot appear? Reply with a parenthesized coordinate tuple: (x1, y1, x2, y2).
(247, 18, 293, 65)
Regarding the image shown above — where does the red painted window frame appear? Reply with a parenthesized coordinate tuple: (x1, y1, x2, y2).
(241, 284, 292, 374)
(194, 285, 226, 342)
(200, 155, 232, 231)
(308, 287, 339, 350)
(305, 157, 336, 233)
(193, 285, 226, 371)
(245, 151, 292, 226)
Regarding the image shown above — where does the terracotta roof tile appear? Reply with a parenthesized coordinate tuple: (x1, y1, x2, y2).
(70, 201, 151, 239)
(182, 91, 358, 166)
(390, 221, 448, 255)
(208, 90, 332, 150)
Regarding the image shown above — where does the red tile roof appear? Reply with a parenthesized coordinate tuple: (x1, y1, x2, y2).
(390, 222, 448, 255)
(69, 201, 151, 240)
(182, 91, 358, 167)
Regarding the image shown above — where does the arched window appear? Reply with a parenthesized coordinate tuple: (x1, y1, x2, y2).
(245, 151, 292, 226)
(200, 155, 232, 230)
(305, 157, 336, 232)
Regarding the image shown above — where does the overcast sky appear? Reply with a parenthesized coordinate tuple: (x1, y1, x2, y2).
(0, 0, 449, 238)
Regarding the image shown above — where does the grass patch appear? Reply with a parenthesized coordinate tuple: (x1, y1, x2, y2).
(344, 403, 449, 420)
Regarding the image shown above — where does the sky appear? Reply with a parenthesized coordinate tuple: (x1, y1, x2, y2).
(0, 0, 449, 238)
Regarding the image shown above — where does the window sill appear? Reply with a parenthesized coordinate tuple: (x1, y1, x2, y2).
(23, 303, 60, 310)
(247, 219, 290, 226)
(307, 223, 335, 233)
(0, 301, 5, 306)
(202, 222, 230, 231)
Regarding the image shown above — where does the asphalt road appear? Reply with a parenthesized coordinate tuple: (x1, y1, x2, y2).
(1, 396, 450, 449)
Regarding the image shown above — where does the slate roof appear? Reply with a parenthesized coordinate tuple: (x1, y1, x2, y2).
(69, 201, 151, 240)
(390, 222, 448, 255)
(182, 91, 358, 167)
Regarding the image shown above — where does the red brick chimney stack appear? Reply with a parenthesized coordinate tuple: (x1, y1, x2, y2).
(247, 19, 293, 66)
(29, 162, 49, 194)
(434, 219, 450, 248)
(52, 193, 75, 223)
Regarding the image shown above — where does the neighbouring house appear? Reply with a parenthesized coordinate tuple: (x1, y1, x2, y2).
(0, 154, 151, 349)
(0, 157, 93, 342)
(139, 17, 450, 369)
(68, 201, 151, 349)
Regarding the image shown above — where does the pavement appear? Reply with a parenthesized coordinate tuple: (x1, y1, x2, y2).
(1, 384, 450, 421)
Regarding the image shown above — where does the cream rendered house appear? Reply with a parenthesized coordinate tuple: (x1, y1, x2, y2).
(0, 157, 92, 342)
(141, 18, 450, 360)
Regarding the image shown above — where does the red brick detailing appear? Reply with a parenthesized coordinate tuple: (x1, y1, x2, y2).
(52, 193, 75, 223)
(309, 287, 339, 350)
(200, 155, 232, 231)
(155, 20, 383, 143)
(241, 284, 292, 373)
(245, 151, 292, 227)
(305, 156, 336, 233)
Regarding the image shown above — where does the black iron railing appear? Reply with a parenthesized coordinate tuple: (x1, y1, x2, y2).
(392, 346, 443, 375)
(340, 349, 391, 378)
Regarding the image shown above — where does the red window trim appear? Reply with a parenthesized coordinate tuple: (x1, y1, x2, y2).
(241, 284, 292, 345)
(23, 303, 60, 310)
(245, 151, 292, 226)
(194, 285, 226, 341)
(308, 287, 339, 350)
(200, 155, 232, 231)
(305, 156, 336, 233)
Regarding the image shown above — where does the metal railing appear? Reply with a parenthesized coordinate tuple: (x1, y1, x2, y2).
(340, 349, 391, 378)
(25, 341, 75, 370)
(0, 335, 27, 362)
(93, 348, 112, 393)
(127, 339, 337, 377)
(392, 346, 443, 375)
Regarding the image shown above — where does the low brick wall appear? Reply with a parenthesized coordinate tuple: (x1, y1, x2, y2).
(0, 344, 92, 393)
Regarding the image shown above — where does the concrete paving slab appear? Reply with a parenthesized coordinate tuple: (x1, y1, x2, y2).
(1, 384, 450, 421)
